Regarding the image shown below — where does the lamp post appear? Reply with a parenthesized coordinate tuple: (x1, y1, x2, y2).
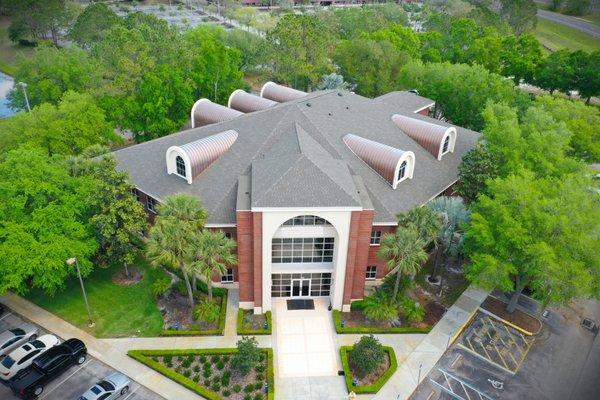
(17, 82, 31, 112)
(66, 257, 94, 328)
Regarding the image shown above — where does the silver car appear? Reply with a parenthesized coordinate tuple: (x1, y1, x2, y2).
(0, 323, 38, 357)
(78, 372, 131, 400)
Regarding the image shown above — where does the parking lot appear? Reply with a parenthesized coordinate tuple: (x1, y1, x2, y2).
(0, 308, 165, 400)
(410, 297, 600, 400)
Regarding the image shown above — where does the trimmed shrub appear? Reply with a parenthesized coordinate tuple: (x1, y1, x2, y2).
(254, 382, 263, 390)
(211, 382, 221, 392)
(244, 383, 255, 393)
(350, 335, 385, 375)
(254, 394, 264, 400)
(244, 395, 253, 400)
(211, 354, 221, 363)
(255, 364, 265, 373)
(362, 290, 399, 321)
(223, 389, 231, 396)
(216, 361, 225, 370)
(340, 345, 398, 394)
(203, 369, 211, 378)
(233, 384, 242, 393)
(233, 337, 261, 375)
(256, 373, 264, 381)
(221, 373, 230, 386)
(401, 297, 425, 324)
(199, 355, 207, 363)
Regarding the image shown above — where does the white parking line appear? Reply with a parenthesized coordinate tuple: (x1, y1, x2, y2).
(39, 360, 91, 399)
(0, 312, 12, 321)
(121, 384, 140, 400)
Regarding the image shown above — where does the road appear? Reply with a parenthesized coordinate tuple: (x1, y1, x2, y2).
(537, 9, 600, 38)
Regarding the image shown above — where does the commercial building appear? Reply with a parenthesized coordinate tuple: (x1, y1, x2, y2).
(114, 82, 478, 314)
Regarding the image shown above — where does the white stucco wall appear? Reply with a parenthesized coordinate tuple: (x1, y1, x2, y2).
(256, 208, 355, 313)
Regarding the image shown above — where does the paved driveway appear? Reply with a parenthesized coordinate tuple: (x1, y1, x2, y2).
(0, 309, 164, 400)
(537, 9, 600, 37)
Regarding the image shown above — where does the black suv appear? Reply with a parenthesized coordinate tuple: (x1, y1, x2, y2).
(9, 338, 87, 399)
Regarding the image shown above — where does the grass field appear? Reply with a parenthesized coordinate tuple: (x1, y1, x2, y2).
(27, 256, 165, 338)
(0, 16, 35, 76)
(534, 17, 600, 53)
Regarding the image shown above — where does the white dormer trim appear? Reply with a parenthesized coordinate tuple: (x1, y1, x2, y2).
(438, 127, 457, 160)
(166, 146, 193, 184)
(393, 151, 415, 189)
(190, 98, 211, 129)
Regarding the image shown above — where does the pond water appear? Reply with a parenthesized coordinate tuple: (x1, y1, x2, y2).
(0, 72, 15, 119)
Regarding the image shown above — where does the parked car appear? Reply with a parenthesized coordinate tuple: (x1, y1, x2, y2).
(9, 338, 87, 399)
(78, 372, 131, 400)
(0, 324, 39, 357)
(0, 334, 59, 380)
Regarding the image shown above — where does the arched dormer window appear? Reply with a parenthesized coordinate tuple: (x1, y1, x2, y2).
(398, 161, 407, 179)
(175, 156, 186, 177)
(442, 135, 450, 154)
(166, 130, 238, 185)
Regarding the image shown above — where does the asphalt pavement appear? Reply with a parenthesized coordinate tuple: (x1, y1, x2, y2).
(537, 9, 600, 38)
(0, 309, 165, 400)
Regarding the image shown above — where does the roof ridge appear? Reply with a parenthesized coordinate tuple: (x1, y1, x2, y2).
(295, 124, 361, 203)
(252, 154, 303, 205)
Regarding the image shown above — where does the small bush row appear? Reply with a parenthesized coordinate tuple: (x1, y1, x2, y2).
(332, 310, 432, 334)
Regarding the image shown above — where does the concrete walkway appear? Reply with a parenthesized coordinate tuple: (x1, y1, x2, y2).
(367, 286, 489, 400)
(0, 293, 204, 400)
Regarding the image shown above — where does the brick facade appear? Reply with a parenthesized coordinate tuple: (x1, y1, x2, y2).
(252, 212, 263, 308)
(236, 211, 254, 304)
(367, 225, 397, 280)
(342, 210, 374, 305)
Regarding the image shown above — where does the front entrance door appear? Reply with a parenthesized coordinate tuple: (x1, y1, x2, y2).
(291, 279, 310, 297)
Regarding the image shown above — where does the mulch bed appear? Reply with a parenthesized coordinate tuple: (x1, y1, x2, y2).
(340, 311, 393, 328)
(112, 267, 143, 286)
(481, 296, 542, 334)
(413, 286, 446, 326)
(348, 352, 391, 386)
(157, 291, 221, 331)
(241, 310, 266, 330)
(155, 353, 268, 400)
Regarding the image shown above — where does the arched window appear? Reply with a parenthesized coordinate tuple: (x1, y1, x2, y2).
(398, 161, 407, 179)
(442, 135, 450, 154)
(175, 156, 186, 177)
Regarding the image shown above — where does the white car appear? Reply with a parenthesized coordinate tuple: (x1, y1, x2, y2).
(78, 372, 131, 400)
(0, 324, 39, 357)
(0, 334, 60, 380)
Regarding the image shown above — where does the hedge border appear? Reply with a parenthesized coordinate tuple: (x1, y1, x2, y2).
(340, 345, 397, 394)
(128, 347, 275, 400)
(161, 291, 228, 336)
(237, 309, 272, 335)
(333, 310, 432, 334)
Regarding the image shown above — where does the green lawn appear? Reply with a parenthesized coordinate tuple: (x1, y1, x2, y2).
(27, 256, 165, 338)
(534, 17, 600, 53)
(0, 16, 34, 76)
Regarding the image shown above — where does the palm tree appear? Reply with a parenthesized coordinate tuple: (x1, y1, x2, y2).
(397, 206, 442, 246)
(146, 194, 208, 308)
(377, 227, 428, 298)
(191, 230, 237, 302)
(427, 196, 471, 278)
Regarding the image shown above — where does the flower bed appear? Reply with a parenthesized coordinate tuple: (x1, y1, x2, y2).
(333, 310, 432, 334)
(237, 309, 272, 335)
(128, 348, 274, 400)
(340, 345, 397, 394)
(161, 291, 228, 336)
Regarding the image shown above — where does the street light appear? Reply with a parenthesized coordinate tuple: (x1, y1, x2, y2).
(17, 82, 31, 112)
(66, 257, 94, 328)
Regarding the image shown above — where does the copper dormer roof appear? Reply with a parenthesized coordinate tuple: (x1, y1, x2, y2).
(343, 134, 415, 189)
(166, 130, 238, 184)
(391, 114, 457, 160)
(260, 81, 307, 103)
(228, 89, 278, 113)
(190, 99, 244, 128)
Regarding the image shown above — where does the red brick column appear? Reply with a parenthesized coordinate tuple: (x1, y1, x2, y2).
(351, 210, 374, 299)
(236, 211, 254, 304)
(342, 212, 361, 305)
(252, 212, 263, 309)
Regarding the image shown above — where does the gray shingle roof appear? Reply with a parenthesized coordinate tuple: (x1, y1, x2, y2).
(113, 90, 479, 224)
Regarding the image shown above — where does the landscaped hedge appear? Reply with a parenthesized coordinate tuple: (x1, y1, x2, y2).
(333, 310, 432, 334)
(340, 345, 397, 394)
(128, 347, 275, 400)
(237, 309, 272, 335)
(160, 291, 228, 336)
